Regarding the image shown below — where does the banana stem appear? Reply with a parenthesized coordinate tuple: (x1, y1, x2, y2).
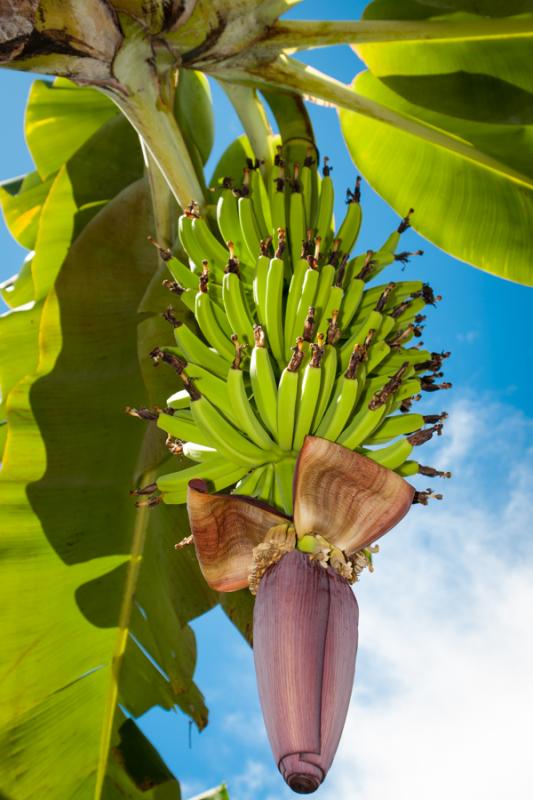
(111, 91, 204, 209)
(265, 17, 533, 49)
(218, 80, 273, 171)
(104, 33, 204, 209)
(141, 141, 178, 250)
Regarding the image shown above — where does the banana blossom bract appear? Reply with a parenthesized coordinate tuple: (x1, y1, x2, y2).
(187, 435, 414, 793)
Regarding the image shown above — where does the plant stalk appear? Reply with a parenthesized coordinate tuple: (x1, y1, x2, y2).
(104, 32, 204, 209)
(218, 80, 273, 170)
(141, 141, 177, 250)
(264, 17, 533, 50)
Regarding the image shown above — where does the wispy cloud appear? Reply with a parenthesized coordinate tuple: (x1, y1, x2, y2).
(457, 330, 479, 344)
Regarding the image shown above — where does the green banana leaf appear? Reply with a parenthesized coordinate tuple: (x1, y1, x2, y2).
(25, 78, 119, 180)
(339, 0, 533, 284)
(0, 80, 221, 798)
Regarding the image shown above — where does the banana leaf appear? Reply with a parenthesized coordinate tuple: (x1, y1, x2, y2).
(338, 0, 533, 284)
(0, 80, 219, 799)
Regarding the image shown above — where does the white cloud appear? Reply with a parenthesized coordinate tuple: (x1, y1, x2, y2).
(230, 760, 274, 800)
(457, 330, 479, 344)
(318, 393, 533, 800)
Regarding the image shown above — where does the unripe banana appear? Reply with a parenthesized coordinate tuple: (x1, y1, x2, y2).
(293, 342, 324, 450)
(277, 339, 304, 450)
(217, 182, 246, 257)
(335, 178, 362, 255)
(250, 326, 279, 437)
(315, 157, 334, 253)
(265, 245, 286, 364)
(222, 260, 255, 347)
(289, 164, 307, 266)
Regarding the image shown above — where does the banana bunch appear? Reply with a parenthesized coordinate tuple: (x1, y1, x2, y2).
(129, 152, 451, 516)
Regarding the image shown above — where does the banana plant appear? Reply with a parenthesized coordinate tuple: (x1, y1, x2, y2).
(0, 0, 531, 797)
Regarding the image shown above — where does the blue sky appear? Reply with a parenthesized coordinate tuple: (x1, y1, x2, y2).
(1, 2, 532, 798)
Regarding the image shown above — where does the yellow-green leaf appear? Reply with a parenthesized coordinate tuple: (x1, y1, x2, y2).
(340, 70, 533, 284)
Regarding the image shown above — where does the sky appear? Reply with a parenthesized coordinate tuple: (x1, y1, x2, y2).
(1, 2, 532, 799)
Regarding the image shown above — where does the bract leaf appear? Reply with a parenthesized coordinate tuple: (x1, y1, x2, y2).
(293, 436, 414, 554)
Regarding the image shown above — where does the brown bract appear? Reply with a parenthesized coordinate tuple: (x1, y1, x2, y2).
(186, 479, 287, 591)
(293, 436, 415, 554)
(186, 436, 415, 592)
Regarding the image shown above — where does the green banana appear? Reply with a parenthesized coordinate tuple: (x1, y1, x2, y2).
(195, 285, 235, 361)
(315, 158, 334, 253)
(159, 458, 248, 504)
(217, 182, 245, 257)
(253, 251, 271, 328)
(192, 215, 228, 278)
(191, 395, 268, 467)
(338, 277, 364, 329)
(362, 437, 414, 470)
(157, 409, 212, 448)
(222, 265, 255, 346)
(264, 247, 286, 364)
(173, 323, 230, 378)
(256, 461, 275, 505)
(182, 441, 218, 462)
(249, 163, 272, 237)
(226, 366, 277, 451)
(374, 347, 431, 376)
(276, 339, 304, 450)
(232, 464, 269, 497)
(366, 340, 391, 374)
(392, 297, 427, 328)
(273, 457, 297, 516)
(164, 255, 199, 291)
(335, 178, 362, 255)
(289, 164, 307, 267)
(300, 149, 315, 231)
(166, 389, 191, 410)
(395, 460, 420, 477)
(312, 343, 338, 428)
(340, 310, 383, 370)
(365, 413, 425, 444)
(182, 361, 239, 425)
(315, 372, 359, 441)
(283, 257, 308, 359)
(290, 266, 319, 346)
(293, 343, 324, 450)
(314, 263, 336, 321)
(359, 280, 424, 316)
(316, 285, 344, 338)
(250, 326, 279, 437)
(388, 379, 423, 413)
(379, 209, 413, 253)
(178, 212, 206, 272)
(239, 178, 262, 263)
(337, 402, 387, 449)
(271, 177, 286, 248)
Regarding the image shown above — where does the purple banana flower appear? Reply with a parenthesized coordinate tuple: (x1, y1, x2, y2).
(254, 549, 358, 793)
(186, 436, 414, 792)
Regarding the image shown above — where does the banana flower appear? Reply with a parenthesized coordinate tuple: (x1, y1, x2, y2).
(187, 435, 414, 793)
